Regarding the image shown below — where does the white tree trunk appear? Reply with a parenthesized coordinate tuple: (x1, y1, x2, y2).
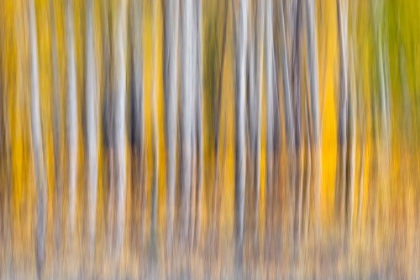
(164, 0, 179, 251)
(193, 0, 204, 247)
(151, 0, 159, 240)
(280, 0, 295, 151)
(234, 0, 248, 262)
(181, 0, 196, 241)
(335, 0, 348, 235)
(28, 0, 47, 276)
(113, 0, 128, 258)
(305, 0, 321, 237)
(85, 0, 98, 258)
(264, 0, 278, 252)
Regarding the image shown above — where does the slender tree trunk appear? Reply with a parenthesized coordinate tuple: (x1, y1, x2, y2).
(249, 0, 264, 243)
(347, 43, 357, 238)
(49, 0, 63, 258)
(164, 0, 179, 252)
(101, 0, 115, 251)
(233, 0, 248, 265)
(181, 0, 196, 242)
(113, 0, 128, 259)
(292, 0, 303, 253)
(28, 0, 47, 277)
(151, 0, 159, 246)
(129, 0, 144, 249)
(305, 0, 321, 238)
(279, 0, 296, 202)
(193, 0, 204, 248)
(335, 0, 348, 234)
(373, 0, 391, 235)
(279, 0, 295, 155)
(302, 90, 312, 241)
(66, 0, 78, 239)
(265, 0, 279, 259)
(85, 0, 99, 265)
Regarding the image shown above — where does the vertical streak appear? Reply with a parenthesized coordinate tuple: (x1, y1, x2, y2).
(164, 0, 179, 251)
(292, 0, 303, 251)
(194, 0, 204, 247)
(66, 0, 78, 237)
(28, 0, 47, 276)
(305, 0, 322, 237)
(335, 0, 348, 230)
(151, 0, 159, 240)
(253, 0, 264, 242)
(49, 0, 63, 254)
(181, 0, 195, 241)
(85, 0, 98, 259)
(265, 0, 279, 254)
(129, 0, 144, 246)
(113, 0, 128, 258)
(234, 0, 248, 262)
(280, 0, 295, 151)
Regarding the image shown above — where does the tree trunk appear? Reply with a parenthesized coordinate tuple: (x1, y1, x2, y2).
(113, 0, 128, 259)
(193, 0, 204, 248)
(66, 0, 78, 239)
(181, 0, 196, 242)
(265, 0, 279, 258)
(234, 0, 248, 265)
(49, 0, 63, 258)
(164, 0, 179, 252)
(305, 0, 322, 238)
(248, 0, 264, 243)
(151, 0, 160, 247)
(85, 0, 99, 263)
(279, 0, 295, 154)
(291, 0, 303, 253)
(335, 0, 348, 234)
(129, 0, 145, 249)
(28, 0, 47, 276)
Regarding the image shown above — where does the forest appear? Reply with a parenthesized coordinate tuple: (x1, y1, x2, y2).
(0, 0, 420, 278)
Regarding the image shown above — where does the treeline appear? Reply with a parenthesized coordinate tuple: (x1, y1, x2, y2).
(1, 0, 420, 278)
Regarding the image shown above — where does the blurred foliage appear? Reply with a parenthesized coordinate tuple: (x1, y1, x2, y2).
(0, 0, 420, 278)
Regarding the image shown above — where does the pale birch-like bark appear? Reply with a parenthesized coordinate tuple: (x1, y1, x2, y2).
(193, 0, 204, 247)
(28, 0, 47, 276)
(255, 0, 264, 243)
(164, 0, 179, 251)
(291, 0, 303, 251)
(181, 0, 196, 241)
(233, 0, 248, 264)
(151, 0, 159, 241)
(280, 0, 295, 152)
(305, 0, 321, 237)
(113, 0, 128, 258)
(335, 0, 348, 230)
(265, 0, 279, 254)
(85, 0, 98, 258)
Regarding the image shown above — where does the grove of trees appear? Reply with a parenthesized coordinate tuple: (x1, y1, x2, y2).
(1, 0, 420, 278)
